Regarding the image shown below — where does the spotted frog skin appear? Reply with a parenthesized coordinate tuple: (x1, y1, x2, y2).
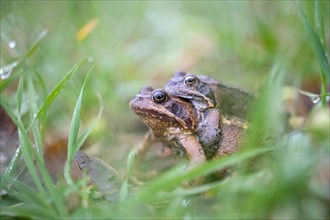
(164, 71, 253, 158)
(129, 87, 206, 167)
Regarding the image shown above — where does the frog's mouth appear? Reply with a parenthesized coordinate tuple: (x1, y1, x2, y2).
(130, 105, 188, 130)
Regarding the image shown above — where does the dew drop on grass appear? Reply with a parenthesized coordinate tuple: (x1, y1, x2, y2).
(297, 89, 321, 104)
(0, 61, 18, 80)
(88, 57, 94, 63)
(8, 40, 16, 49)
(182, 199, 191, 207)
(310, 95, 321, 104)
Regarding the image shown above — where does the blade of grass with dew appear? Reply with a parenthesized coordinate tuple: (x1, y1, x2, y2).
(34, 69, 48, 144)
(3, 76, 25, 177)
(298, 1, 329, 107)
(0, 30, 48, 92)
(16, 76, 24, 114)
(2, 94, 66, 217)
(27, 74, 67, 217)
(28, 58, 87, 130)
(64, 64, 95, 185)
(0, 62, 82, 198)
(137, 147, 272, 202)
(4, 145, 22, 177)
(27, 75, 42, 154)
(0, 72, 20, 92)
(0, 96, 44, 193)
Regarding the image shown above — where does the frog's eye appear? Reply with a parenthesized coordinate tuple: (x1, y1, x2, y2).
(152, 90, 168, 103)
(184, 76, 199, 87)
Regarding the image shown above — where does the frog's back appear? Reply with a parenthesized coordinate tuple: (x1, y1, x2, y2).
(199, 75, 255, 119)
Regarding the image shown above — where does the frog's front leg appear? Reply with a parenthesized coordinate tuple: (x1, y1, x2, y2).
(134, 129, 156, 156)
(179, 135, 206, 185)
(132, 130, 157, 179)
(179, 135, 206, 167)
(196, 108, 222, 158)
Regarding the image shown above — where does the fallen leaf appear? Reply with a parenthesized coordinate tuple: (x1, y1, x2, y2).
(0, 106, 19, 173)
(76, 18, 99, 42)
(74, 151, 122, 201)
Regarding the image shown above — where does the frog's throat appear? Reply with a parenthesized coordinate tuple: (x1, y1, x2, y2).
(134, 108, 189, 130)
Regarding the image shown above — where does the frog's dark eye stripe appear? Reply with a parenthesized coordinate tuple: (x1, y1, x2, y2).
(152, 89, 168, 103)
(183, 76, 199, 87)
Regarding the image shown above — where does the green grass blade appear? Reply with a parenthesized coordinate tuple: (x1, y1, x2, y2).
(75, 94, 103, 152)
(65, 64, 95, 185)
(16, 76, 24, 114)
(0, 72, 20, 92)
(119, 180, 129, 203)
(4, 145, 22, 177)
(34, 69, 48, 143)
(137, 147, 271, 202)
(299, 2, 329, 80)
(17, 121, 45, 193)
(27, 76, 42, 155)
(20, 30, 48, 61)
(26, 74, 67, 217)
(0, 96, 44, 193)
(314, 0, 325, 46)
(1, 203, 58, 219)
(28, 59, 87, 130)
(298, 1, 329, 106)
(0, 30, 47, 92)
(1, 175, 51, 210)
(34, 155, 67, 217)
(126, 148, 136, 178)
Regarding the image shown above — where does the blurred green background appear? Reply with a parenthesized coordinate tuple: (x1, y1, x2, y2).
(1, 1, 329, 219)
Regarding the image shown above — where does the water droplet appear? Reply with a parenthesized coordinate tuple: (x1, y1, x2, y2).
(310, 95, 320, 104)
(0, 69, 11, 80)
(182, 199, 191, 207)
(88, 57, 94, 63)
(0, 61, 19, 80)
(297, 89, 321, 105)
(8, 40, 16, 49)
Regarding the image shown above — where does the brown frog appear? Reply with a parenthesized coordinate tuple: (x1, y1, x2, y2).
(164, 71, 254, 119)
(129, 87, 206, 168)
(164, 71, 253, 158)
(129, 86, 247, 168)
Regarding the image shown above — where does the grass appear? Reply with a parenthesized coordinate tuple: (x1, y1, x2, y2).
(1, 1, 329, 219)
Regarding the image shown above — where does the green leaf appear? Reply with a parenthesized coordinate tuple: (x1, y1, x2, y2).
(0, 30, 47, 92)
(137, 147, 271, 202)
(28, 59, 87, 130)
(65, 64, 95, 185)
(299, 1, 330, 106)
